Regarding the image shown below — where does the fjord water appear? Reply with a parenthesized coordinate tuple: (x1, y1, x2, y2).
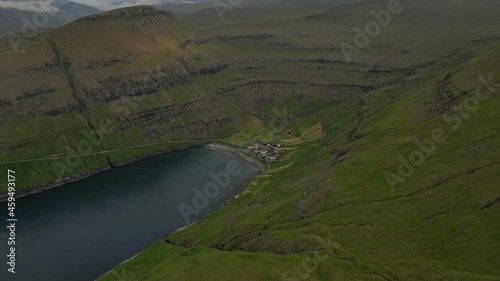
(0, 147, 259, 281)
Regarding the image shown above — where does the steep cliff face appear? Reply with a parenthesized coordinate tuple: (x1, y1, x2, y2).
(0, 7, 366, 190)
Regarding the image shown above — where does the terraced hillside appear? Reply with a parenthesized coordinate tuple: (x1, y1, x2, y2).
(0, 2, 410, 193)
(100, 47, 500, 280)
(0, 0, 499, 280)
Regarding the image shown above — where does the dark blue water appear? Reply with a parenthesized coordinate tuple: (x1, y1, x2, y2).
(0, 147, 259, 281)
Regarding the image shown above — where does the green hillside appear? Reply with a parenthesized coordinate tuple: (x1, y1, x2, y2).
(0, 0, 499, 280)
(100, 45, 500, 280)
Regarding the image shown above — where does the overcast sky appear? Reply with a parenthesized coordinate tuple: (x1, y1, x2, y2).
(71, 0, 164, 10)
(0, 0, 180, 11)
(0, 0, 59, 12)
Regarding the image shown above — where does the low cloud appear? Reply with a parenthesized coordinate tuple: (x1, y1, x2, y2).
(72, 0, 162, 11)
(0, 0, 167, 12)
(0, 0, 60, 12)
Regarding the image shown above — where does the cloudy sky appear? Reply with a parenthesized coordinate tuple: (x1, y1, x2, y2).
(0, 0, 187, 11)
(0, 0, 59, 12)
(71, 0, 164, 10)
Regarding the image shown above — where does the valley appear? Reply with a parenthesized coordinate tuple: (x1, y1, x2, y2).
(0, 0, 499, 280)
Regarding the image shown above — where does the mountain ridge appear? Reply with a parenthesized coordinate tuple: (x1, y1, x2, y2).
(0, 1, 101, 35)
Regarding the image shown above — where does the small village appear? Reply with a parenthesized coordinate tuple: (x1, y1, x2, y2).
(245, 142, 284, 163)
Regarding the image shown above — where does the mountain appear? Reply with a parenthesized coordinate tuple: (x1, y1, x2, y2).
(0, 1, 101, 36)
(0, 0, 499, 280)
(177, 0, 364, 23)
(58, 0, 102, 18)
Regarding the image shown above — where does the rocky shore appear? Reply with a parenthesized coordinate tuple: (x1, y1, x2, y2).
(207, 143, 268, 173)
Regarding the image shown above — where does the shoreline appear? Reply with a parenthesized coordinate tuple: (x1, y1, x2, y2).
(0, 143, 204, 202)
(0, 142, 265, 202)
(97, 143, 266, 280)
(207, 142, 268, 172)
(0, 140, 267, 279)
(0, 165, 113, 202)
(94, 237, 165, 281)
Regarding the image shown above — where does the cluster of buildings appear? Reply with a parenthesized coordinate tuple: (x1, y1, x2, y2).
(245, 142, 283, 163)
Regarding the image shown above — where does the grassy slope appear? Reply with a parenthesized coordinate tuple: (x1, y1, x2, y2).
(101, 45, 500, 281)
(100, 1, 500, 280)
